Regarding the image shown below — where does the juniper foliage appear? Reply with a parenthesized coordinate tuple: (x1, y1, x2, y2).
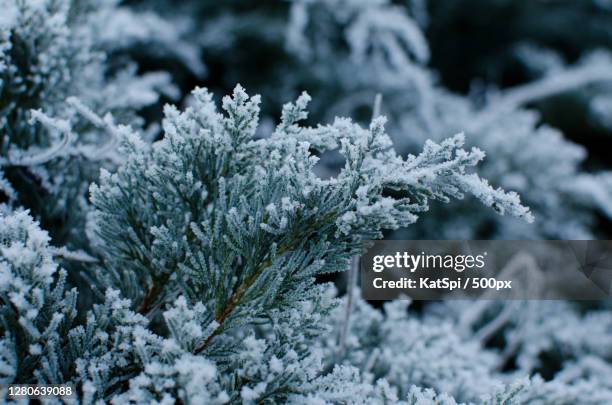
(0, 0, 176, 246)
(2, 1, 612, 403)
(1, 85, 533, 403)
(89, 84, 529, 353)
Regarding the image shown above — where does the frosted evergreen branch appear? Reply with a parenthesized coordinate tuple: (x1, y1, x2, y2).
(471, 55, 612, 132)
(7, 110, 73, 167)
(50, 247, 98, 263)
(0, 0, 175, 245)
(0, 169, 16, 203)
(0, 211, 79, 386)
(90, 86, 532, 361)
(67, 97, 123, 163)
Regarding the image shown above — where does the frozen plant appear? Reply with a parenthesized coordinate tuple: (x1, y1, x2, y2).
(85, 0, 205, 78)
(0, 210, 157, 400)
(403, 53, 612, 239)
(89, 84, 530, 313)
(1, 1, 611, 402)
(314, 292, 612, 404)
(0, 0, 177, 246)
(83, 85, 529, 401)
(317, 295, 502, 403)
(0, 210, 77, 387)
(288, 0, 612, 239)
(428, 297, 612, 380)
(481, 375, 612, 405)
(0, 85, 532, 402)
